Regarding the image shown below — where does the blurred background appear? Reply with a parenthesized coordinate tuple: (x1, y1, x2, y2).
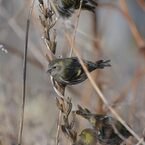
(0, 0, 145, 144)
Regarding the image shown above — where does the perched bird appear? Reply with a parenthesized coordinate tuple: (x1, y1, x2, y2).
(47, 57, 111, 87)
(56, 0, 98, 18)
(73, 128, 98, 145)
(76, 106, 132, 145)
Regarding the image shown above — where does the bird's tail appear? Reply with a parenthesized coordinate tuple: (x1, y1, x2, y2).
(95, 60, 111, 69)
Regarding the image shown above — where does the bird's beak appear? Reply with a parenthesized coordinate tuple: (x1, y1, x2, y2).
(46, 67, 52, 73)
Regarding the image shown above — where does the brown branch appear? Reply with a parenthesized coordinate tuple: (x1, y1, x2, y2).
(97, 2, 145, 49)
(137, 0, 145, 12)
(119, 0, 145, 48)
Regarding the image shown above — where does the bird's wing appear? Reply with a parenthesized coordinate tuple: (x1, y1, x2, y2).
(60, 57, 87, 84)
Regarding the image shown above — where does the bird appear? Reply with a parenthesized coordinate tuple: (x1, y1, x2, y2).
(47, 57, 111, 87)
(56, 0, 98, 18)
(76, 106, 132, 145)
(73, 128, 98, 145)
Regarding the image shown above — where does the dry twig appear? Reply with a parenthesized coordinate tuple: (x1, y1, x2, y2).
(56, 97, 77, 144)
(17, 0, 36, 145)
(69, 0, 83, 57)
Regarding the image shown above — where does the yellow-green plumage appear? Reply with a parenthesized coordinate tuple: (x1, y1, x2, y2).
(47, 57, 111, 87)
(76, 106, 132, 145)
(74, 128, 97, 145)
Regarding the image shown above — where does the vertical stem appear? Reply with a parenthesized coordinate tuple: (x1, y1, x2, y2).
(55, 87, 65, 145)
(69, 0, 83, 57)
(55, 110, 62, 145)
(92, 9, 104, 113)
(17, 18, 29, 145)
(17, 1, 35, 145)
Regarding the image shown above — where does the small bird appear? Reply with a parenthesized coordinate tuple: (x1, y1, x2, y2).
(56, 0, 98, 18)
(47, 57, 111, 87)
(76, 106, 132, 145)
(73, 128, 98, 145)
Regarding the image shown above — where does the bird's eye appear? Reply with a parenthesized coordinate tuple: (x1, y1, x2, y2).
(53, 66, 57, 69)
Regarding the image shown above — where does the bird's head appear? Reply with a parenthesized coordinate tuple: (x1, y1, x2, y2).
(47, 59, 64, 76)
(79, 128, 97, 145)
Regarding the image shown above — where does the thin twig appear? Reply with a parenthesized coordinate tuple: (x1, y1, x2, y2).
(56, 110, 62, 145)
(136, 138, 144, 145)
(0, 6, 45, 64)
(54, 85, 65, 145)
(17, 0, 35, 145)
(119, 0, 145, 48)
(98, 2, 145, 48)
(43, 38, 56, 60)
(69, 0, 83, 57)
(137, 0, 145, 12)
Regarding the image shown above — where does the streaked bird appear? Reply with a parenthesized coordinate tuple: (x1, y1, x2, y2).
(76, 106, 132, 145)
(47, 57, 111, 87)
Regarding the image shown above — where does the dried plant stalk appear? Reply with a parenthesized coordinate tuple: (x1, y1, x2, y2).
(17, 1, 35, 145)
(69, 0, 83, 57)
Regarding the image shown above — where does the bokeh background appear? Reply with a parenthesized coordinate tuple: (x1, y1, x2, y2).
(0, 0, 145, 144)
